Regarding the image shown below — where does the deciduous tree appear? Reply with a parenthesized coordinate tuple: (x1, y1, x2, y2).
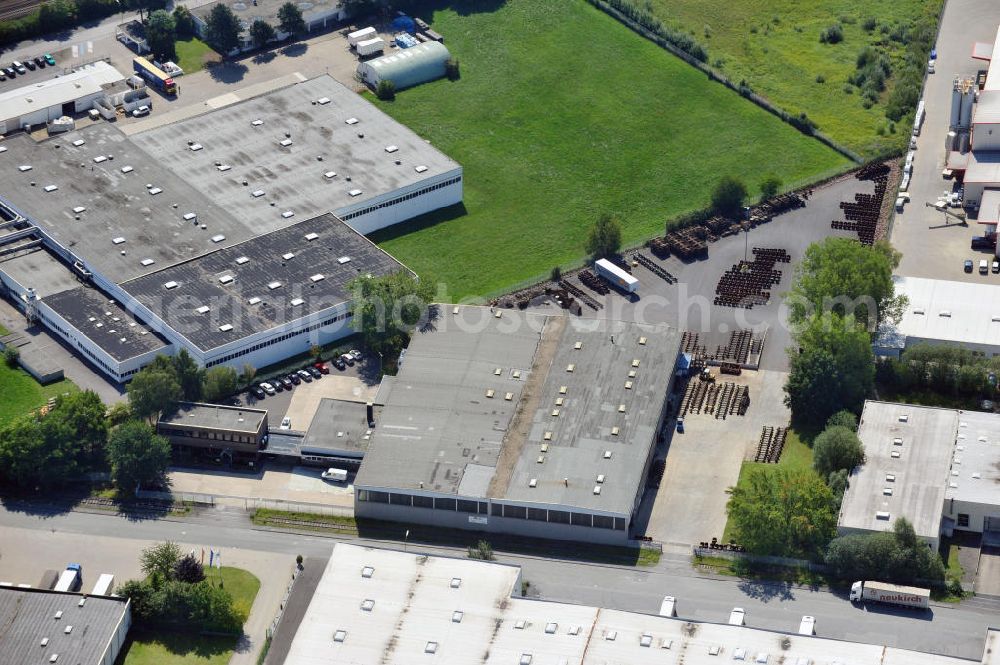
(128, 366, 182, 422)
(585, 213, 622, 260)
(145, 9, 176, 61)
(277, 2, 306, 36)
(249, 19, 275, 49)
(812, 425, 865, 477)
(726, 467, 837, 557)
(205, 3, 241, 55)
(106, 420, 172, 493)
(202, 366, 238, 402)
(141, 541, 182, 579)
(350, 271, 433, 358)
(710, 176, 747, 218)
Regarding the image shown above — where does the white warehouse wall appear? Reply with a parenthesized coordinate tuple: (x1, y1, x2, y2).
(337, 169, 463, 235)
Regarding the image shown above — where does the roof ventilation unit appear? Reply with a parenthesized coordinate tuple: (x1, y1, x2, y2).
(348, 189, 362, 197)
(385, 145, 398, 153)
(282, 252, 295, 260)
(268, 281, 282, 290)
(317, 97, 331, 105)
(338, 256, 352, 264)
(251, 119, 264, 126)
(189, 143, 203, 151)
(219, 324, 233, 332)
(415, 165, 428, 173)
(164, 281, 179, 289)
(218, 275, 234, 285)
(346, 117, 359, 125)
(211, 234, 225, 243)
(310, 274, 325, 282)
(875, 511, 890, 520)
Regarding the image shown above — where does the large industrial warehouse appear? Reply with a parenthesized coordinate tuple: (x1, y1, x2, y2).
(838, 400, 1000, 549)
(0, 75, 462, 382)
(354, 306, 680, 544)
(281, 543, 1000, 665)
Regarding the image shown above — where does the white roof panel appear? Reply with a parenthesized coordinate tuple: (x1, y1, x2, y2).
(0, 62, 123, 122)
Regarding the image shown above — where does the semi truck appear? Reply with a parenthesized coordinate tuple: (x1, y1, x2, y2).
(849, 581, 930, 609)
(90, 573, 115, 596)
(594, 258, 639, 294)
(53, 564, 82, 592)
(356, 37, 386, 57)
(133, 57, 176, 95)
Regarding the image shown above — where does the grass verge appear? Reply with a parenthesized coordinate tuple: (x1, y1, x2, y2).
(372, 0, 849, 300)
(644, 0, 943, 157)
(204, 566, 261, 619)
(0, 362, 78, 426)
(175, 37, 220, 75)
(121, 630, 234, 665)
(252, 508, 358, 532)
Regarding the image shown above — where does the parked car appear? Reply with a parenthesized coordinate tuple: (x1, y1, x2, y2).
(250, 386, 266, 399)
(314, 362, 329, 374)
(340, 353, 355, 366)
(349, 349, 362, 361)
(4, 67, 15, 78)
(271, 380, 284, 392)
(43, 54, 55, 66)
(260, 382, 276, 395)
(12, 61, 26, 74)
(993, 260, 999, 274)
(279, 376, 293, 390)
(965, 259, 974, 273)
(297, 369, 313, 382)
(33, 56, 45, 68)
(287, 372, 301, 385)
(132, 105, 150, 117)
(279, 417, 292, 430)
(0, 72, 5, 82)
(307, 366, 322, 378)
(24, 59, 36, 71)
(980, 259, 989, 275)
(332, 357, 346, 371)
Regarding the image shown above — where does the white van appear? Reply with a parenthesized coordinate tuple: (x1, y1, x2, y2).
(321, 468, 348, 482)
(980, 259, 989, 275)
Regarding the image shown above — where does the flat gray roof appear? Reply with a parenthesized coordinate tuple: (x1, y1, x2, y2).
(44, 284, 170, 362)
(356, 307, 679, 515)
(160, 401, 267, 433)
(301, 398, 373, 457)
(0, 122, 257, 284)
(839, 401, 956, 541)
(128, 75, 460, 228)
(119, 213, 404, 352)
(0, 244, 82, 297)
(192, 0, 341, 24)
(0, 587, 128, 665)
(945, 409, 1000, 507)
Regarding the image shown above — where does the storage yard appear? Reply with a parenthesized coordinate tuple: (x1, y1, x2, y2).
(371, 0, 850, 299)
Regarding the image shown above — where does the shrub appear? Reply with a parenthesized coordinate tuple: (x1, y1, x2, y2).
(812, 426, 865, 477)
(815, 74, 825, 84)
(173, 554, 206, 583)
(862, 16, 878, 32)
(585, 214, 622, 260)
(710, 176, 747, 218)
(819, 24, 843, 44)
(376, 79, 396, 101)
(467, 540, 495, 560)
(587, 0, 708, 62)
(3, 346, 19, 368)
(445, 57, 460, 81)
(825, 518, 945, 585)
(759, 175, 782, 200)
(826, 410, 858, 431)
(550, 266, 562, 282)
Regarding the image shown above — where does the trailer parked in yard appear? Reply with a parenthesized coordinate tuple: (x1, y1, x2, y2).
(357, 38, 386, 58)
(348, 26, 377, 46)
(594, 258, 638, 293)
(53, 564, 82, 592)
(849, 581, 930, 609)
(91, 573, 115, 596)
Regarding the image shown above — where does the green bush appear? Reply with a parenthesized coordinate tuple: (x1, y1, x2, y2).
(825, 518, 945, 585)
(586, 0, 708, 62)
(812, 426, 865, 477)
(3, 346, 19, 368)
(819, 24, 844, 44)
(376, 79, 396, 101)
(445, 57, 460, 81)
(826, 410, 858, 431)
(710, 176, 747, 218)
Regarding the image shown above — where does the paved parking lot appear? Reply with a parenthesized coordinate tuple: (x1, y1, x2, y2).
(640, 368, 791, 548)
(169, 466, 355, 508)
(892, 0, 1000, 283)
(978, 547, 1000, 596)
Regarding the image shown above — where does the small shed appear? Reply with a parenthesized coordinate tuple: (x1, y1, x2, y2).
(356, 41, 451, 91)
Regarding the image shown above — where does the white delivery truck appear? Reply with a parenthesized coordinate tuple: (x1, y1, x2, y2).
(356, 37, 386, 57)
(348, 26, 377, 47)
(91, 573, 115, 596)
(594, 258, 639, 293)
(849, 581, 930, 609)
(798, 615, 816, 635)
(321, 468, 348, 482)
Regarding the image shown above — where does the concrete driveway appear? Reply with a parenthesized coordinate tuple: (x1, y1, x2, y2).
(169, 466, 355, 509)
(977, 547, 1000, 596)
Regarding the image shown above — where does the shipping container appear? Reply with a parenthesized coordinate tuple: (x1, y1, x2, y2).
(594, 258, 639, 293)
(348, 27, 377, 46)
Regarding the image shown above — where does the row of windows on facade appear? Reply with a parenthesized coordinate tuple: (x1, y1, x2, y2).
(357, 490, 626, 530)
(204, 312, 351, 367)
(159, 426, 261, 445)
(39, 309, 146, 381)
(341, 176, 462, 221)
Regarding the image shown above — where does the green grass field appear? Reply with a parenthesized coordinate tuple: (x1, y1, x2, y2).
(722, 430, 816, 542)
(371, 0, 849, 299)
(0, 363, 77, 426)
(645, 0, 943, 157)
(121, 568, 259, 665)
(175, 37, 219, 75)
(122, 631, 234, 665)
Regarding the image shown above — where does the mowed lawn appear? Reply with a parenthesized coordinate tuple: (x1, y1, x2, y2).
(0, 363, 77, 426)
(371, 0, 849, 300)
(646, 0, 943, 157)
(122, 568, 260, 665)
(175, 37, 219, 75)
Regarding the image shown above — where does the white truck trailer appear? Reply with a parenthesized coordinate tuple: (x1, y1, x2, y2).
(356, 37, 386, 57)
(594, 258, 639, 293)
(91, 573, 115, 596)
(849, 581, 930, 609)
(348, 26, 377, 47)
(53, 564, 82, 593)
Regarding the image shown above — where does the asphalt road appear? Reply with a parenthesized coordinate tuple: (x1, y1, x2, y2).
(0, 503, 995, 661)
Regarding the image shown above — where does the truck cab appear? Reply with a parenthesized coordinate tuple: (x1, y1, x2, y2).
(849, 580, 864, 602)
